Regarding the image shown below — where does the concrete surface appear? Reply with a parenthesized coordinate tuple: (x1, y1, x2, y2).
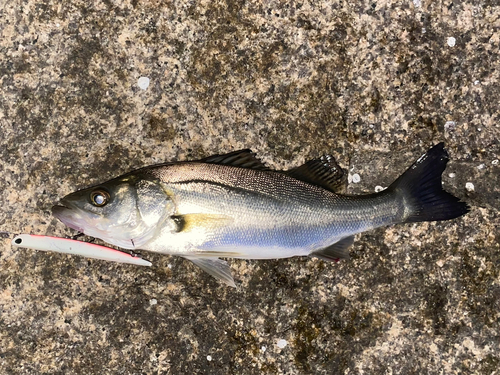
(1, 0, 499, 374)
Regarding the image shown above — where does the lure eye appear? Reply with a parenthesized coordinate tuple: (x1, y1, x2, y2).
(90, 189, 110, 207)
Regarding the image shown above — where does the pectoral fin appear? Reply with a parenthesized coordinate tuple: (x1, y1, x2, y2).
(184, 256, 236, 288)
(171, 213, 233, 233)
(310, 236, 354, 261)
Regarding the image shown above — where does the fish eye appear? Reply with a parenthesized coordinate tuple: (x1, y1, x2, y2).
(90, 189, 110, 207)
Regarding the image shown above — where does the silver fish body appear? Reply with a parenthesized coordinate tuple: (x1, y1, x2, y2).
(52, 144, 469, 286)
(141, 163, 403, 257)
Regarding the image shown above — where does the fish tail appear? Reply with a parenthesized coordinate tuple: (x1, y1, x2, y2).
(389, 143, 469, 223)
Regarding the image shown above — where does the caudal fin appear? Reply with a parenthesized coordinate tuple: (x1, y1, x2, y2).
(389, 143, 469, 223)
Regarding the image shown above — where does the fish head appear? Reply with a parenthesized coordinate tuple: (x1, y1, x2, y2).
(52, 174, 175, 249)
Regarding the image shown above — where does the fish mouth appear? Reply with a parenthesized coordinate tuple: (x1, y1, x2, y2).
(51, 201, 74, 217)
(51, 204, 86, 233)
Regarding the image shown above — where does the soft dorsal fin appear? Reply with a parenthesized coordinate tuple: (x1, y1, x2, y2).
(310, 236, 354, 261)
(200, 150, 269, 170)
(285, 155, 346, 193)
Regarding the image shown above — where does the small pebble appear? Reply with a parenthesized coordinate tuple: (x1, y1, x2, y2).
(206, 355, 212, 361)
(352, 173, 361, 184)
(492, 160, 499, 165)
(448, 173, 456, 178)
(444, 121, 456, 130)
(261, 346, 267, 353)
(447, 37, 456, 47)
(465, 182, 475, 192)
(477, 164, 485, 170)
(276, 339, 288, 349)
(374, 186, 386, 192)
(138, 76, 150, 90)
(149, 299, 157, 306)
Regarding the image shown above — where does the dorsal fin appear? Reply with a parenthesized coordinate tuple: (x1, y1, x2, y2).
(200, 150, 269, 170)
(285, 155, 346, 193)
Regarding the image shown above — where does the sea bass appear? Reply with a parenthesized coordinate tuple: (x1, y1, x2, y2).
(52, 143, 469, 287)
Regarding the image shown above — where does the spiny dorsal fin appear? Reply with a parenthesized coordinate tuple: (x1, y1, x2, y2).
(285, 155, 346, 193)
(310, 236, 354, 261)
(200, 150, 269, 170)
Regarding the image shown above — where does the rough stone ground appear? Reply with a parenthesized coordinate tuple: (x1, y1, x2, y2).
(1, 0, 499, 374)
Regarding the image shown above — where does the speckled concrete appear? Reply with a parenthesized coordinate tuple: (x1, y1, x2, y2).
(1, 0, 499, 374)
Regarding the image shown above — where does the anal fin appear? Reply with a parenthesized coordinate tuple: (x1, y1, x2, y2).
(184, 256, 236, 288)
(310, 236, 354, 261)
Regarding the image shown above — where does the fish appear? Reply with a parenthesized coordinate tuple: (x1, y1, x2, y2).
(52, 143, 469, 287)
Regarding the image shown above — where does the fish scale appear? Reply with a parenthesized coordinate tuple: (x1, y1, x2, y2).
(147, 166, 385, 256)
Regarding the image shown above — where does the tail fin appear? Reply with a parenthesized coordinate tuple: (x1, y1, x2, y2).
(389, 143, 469, 223)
